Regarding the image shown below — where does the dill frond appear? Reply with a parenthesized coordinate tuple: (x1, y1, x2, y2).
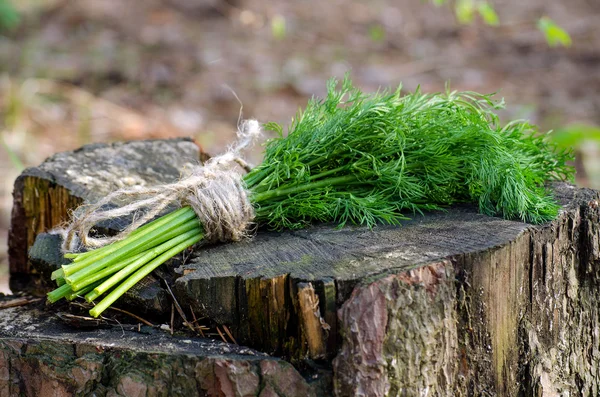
(245, 75, 574, 228)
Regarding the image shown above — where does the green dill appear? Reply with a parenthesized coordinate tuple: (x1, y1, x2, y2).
(47, 75, 574, 317)
(246, 76, 573, 227)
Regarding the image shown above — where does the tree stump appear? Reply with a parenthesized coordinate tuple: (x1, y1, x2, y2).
(8, 139, 600, 396)
(0, 298, 324, 396)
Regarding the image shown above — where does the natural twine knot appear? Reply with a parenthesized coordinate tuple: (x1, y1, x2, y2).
(55, 119, 261, 253)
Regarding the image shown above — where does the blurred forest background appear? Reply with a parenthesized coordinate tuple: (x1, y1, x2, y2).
(1, 0, 599, 294)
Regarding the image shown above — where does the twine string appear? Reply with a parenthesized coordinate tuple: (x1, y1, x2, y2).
(55, 119, 261, 253)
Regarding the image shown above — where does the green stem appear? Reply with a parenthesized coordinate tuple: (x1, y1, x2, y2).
(246, 141, 396, 195)
(47, 283, 72, 303)
(63, 210, 176, 262)
(125, 219, 201, 257)
(66, 279, 106, 301)
(69, 251, 146, 291)
(64, 208, 196, 282)
(304, 158, 375, 183)
(89, 232, 203, 318)
(62, 207, 193, 276)
(89, 228, 202, 299)
(62, 209, 183, 262)
(73, 221, 200, 292)
(51, 268, 65, 281)
(55, 216, 200, 283)
(251, 174, 358, 203)
(243, 167, 271, 190)
(244, 136, 349, 191)
(67, 248, 107, 262)
(84, 287, 104, 303)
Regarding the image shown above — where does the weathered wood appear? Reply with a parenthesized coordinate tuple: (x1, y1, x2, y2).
(297, 282, 328, 360)
(0, 298, 326, 396)
(8, 138, 202, 294)
(13, 140, 600, 395)
(173, 206, 533, 364)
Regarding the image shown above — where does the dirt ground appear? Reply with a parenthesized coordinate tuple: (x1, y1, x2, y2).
(1, 0, 599, 293)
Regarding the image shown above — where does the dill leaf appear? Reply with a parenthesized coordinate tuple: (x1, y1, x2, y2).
(245, 75, 574, 228)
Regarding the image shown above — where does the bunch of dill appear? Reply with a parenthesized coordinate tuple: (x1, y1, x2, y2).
(48, 76, 573, 317)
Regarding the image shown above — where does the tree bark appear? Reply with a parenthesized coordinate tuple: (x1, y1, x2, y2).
(9, 139, 600, 395)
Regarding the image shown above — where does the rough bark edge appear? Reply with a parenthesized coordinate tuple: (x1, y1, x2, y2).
(517, 194, 600, 396)
(333, 261, 458, 396)
(332, 185, 600, 396)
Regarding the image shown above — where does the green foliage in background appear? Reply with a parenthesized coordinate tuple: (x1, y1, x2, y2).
(369, 24, 386, 42)
(0, 0, 19, 31)
(538, 17, 572, 47)
(431, 0, 571, 47)
(551, 124, 600, 188)
(551, 124, 600, 149)
(433, 0, 498, 25)
(271, 14, 286, 40)
(454, 0, 476, 24)
(477, 2, 499, 26)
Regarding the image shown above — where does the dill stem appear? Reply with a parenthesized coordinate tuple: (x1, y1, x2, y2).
(304, 156, 377, 182)
(243, 168, 270, 189)
(51, 268, 65, 281)
(63, 208, 196, 281)
(251, 175, 358, 203)
(89, 228, 202, 299)
(59, 206, 191, 267)
(84, 288, 102, 303)
(69, 252, 146, 291)
(89, 232, 203, 318)
(61, 207, 193, 276)
(246, 141, 396, 195)
(122, 219, 201, 258)
(244, 139, 352, 191)
(66, 279, 106, 301)
(47, 283, 72, 303)
(63, 218, 200, 285)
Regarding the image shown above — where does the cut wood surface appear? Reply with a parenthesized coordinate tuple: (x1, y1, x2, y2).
(10, 139, 600, 396)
